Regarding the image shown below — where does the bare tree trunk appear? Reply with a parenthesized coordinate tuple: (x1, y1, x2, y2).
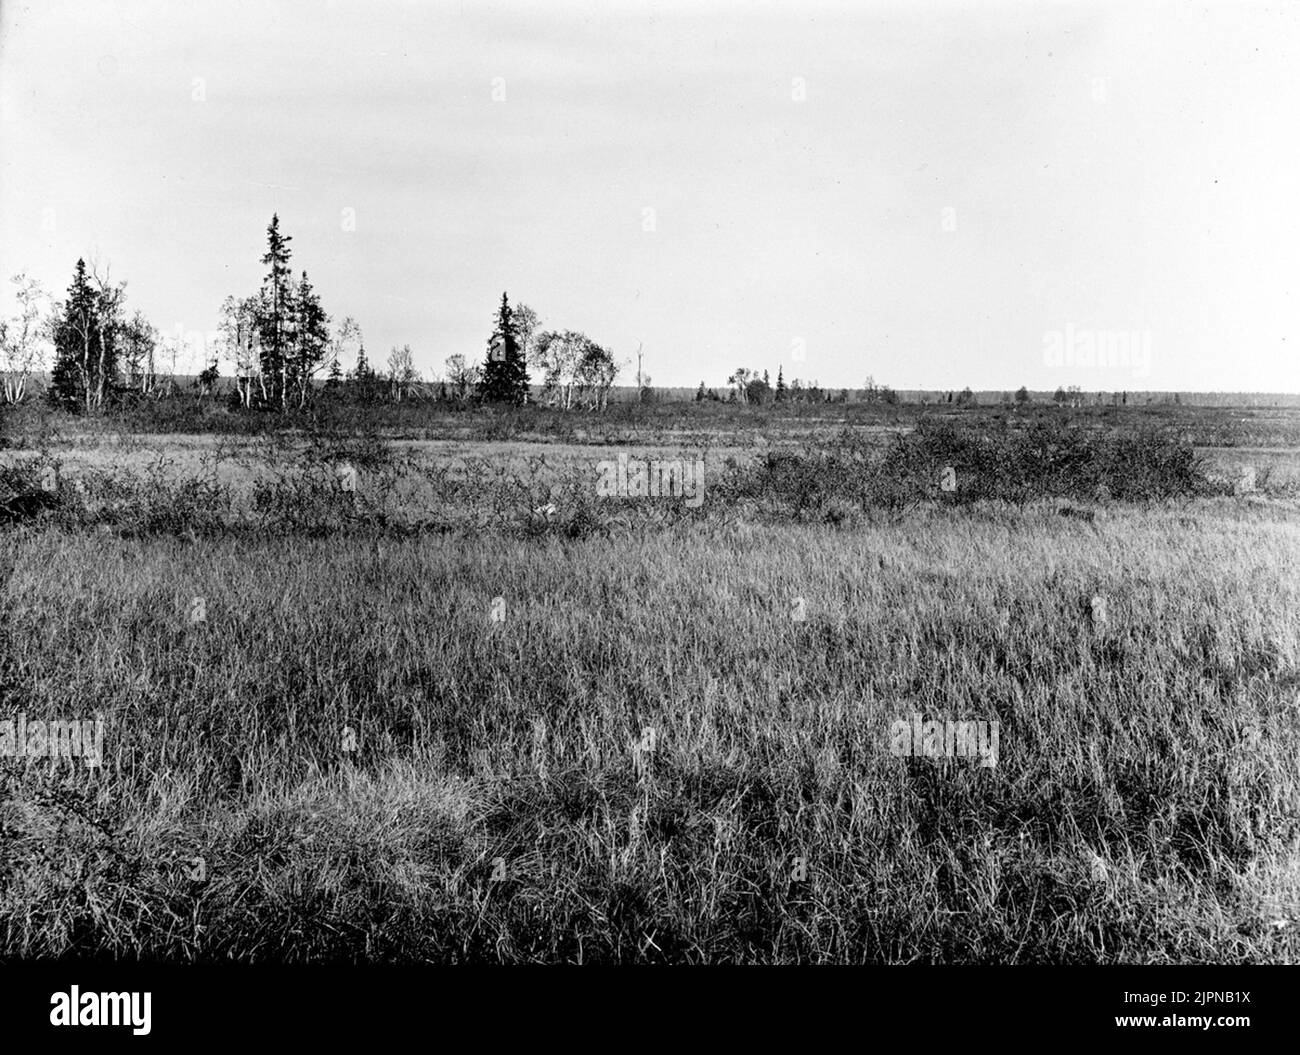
(95, 337, 107, 408)
(80, 323, 93, 412)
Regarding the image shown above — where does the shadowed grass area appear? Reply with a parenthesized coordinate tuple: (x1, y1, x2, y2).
(2, 501, 1298, 963)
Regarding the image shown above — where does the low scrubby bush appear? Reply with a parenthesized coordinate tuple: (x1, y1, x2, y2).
(740, 418, 1215, 521)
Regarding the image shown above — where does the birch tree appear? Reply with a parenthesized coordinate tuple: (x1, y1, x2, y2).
(444, 353, 480, 401)
(386, 344, 419, 401)
(219, 294, 260, 407)
(577, 341, 618, 411)
(532, 329, 588, 409)
(0, 273, 49, 404)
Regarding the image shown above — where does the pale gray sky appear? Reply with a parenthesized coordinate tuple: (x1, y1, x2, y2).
(2, 0, 1297, 391)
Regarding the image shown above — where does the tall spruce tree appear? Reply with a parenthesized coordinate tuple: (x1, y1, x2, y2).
(256, 214, 295, 407)
(353, 344, 372, 381)
(291, 270, 330, 407)
(351, 344, 380, 402)
(477, 292, 530, 404)
(50, 259, 120, 412)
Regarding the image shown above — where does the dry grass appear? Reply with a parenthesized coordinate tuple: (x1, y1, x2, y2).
(1, 405, 1299, 962)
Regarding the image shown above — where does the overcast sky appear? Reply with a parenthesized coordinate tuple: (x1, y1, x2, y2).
(2, 0, 1297, 392)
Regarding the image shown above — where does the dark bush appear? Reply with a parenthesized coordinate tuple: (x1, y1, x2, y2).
(737, 417, 1214, 519)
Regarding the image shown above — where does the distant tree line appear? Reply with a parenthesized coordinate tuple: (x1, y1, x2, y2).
(0, 222, 1178, 416)
(690, 368, 900, 406)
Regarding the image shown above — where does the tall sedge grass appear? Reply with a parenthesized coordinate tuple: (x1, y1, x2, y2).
(2, 495, 1297, 962)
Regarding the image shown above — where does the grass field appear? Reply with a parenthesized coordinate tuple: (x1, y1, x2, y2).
(2, 400, 1298, 962)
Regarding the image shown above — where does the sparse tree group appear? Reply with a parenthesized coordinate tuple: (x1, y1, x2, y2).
(2, 220, 1146, 419)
